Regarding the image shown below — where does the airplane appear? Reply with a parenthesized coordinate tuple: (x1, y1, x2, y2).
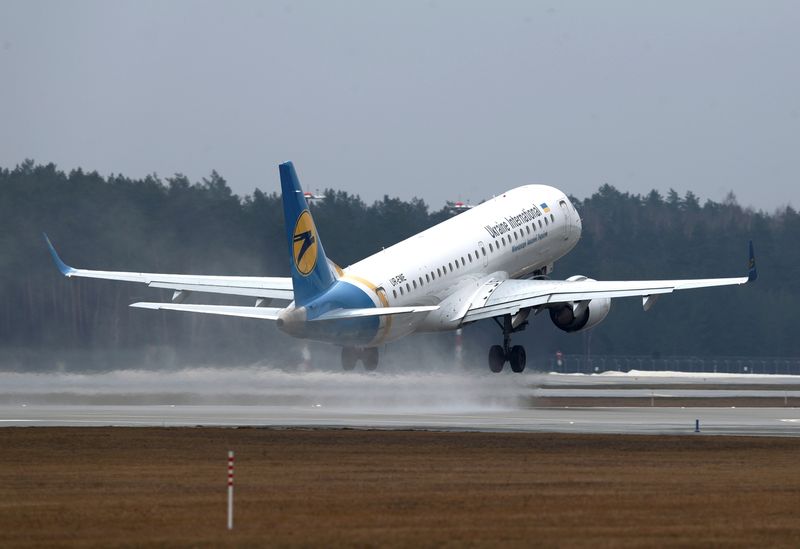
(44, 161, 757, 373)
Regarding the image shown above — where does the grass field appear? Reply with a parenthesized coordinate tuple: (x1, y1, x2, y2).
(1, 428, 799, 547)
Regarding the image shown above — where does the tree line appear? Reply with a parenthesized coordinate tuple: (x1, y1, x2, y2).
(1, 160, 797, 370)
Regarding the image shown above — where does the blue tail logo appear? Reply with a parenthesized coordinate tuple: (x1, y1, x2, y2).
(292, 210, 318, 276)
(280, 161, 336, 305)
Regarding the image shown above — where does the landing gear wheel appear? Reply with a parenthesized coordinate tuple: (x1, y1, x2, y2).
(490, 314, 530, 374)
(362, 347, 379, 371)
(341, 347, 358, 371)
(489, 345, 506, 373)
(509, 345, 526, 373)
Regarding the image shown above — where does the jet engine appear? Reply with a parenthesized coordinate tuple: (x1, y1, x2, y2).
(548, 276, 611, 333)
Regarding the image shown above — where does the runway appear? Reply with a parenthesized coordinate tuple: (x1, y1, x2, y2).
(1, 368, 799, 435)
(2, 403, 800, 435)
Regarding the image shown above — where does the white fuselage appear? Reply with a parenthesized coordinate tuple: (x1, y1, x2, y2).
(336, 185, 582, 345)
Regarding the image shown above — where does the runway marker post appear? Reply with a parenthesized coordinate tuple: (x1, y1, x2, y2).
(227, 451, 234, 530)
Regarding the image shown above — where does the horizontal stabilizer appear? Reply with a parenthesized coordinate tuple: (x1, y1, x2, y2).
(131, 302, 438, 322)
(131, 302, 283, 320)
(311, 305, 438, 321)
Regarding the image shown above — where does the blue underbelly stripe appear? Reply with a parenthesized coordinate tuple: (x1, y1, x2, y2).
(301, 280, 380, 346)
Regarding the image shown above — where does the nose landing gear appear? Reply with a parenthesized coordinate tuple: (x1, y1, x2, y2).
(488, 315, 527, 373)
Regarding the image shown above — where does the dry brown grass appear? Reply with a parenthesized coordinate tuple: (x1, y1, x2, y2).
(1, 428, 799, 547)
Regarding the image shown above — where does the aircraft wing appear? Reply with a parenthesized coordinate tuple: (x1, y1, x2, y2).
(44, 234, 294, 301)
(463, 242, 757, 323)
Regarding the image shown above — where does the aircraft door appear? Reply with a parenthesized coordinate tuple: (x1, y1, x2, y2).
(478, 241, 488, 267)
(559, 200, 571, 241)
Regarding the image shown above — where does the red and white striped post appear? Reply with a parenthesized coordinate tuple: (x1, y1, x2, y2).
(227, 451, 234, 530)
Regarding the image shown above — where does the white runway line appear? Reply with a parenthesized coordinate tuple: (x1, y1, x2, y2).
(1, 404, 799, 435)
(534, 389, 800, 398)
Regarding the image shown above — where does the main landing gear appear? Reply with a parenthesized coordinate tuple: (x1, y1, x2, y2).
(488, 315, 527, 373)
(341, 346, 379, 371)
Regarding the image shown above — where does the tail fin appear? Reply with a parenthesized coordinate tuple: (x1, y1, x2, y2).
(279, 161, 336, 305)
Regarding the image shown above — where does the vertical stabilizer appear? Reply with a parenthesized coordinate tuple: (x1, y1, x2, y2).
(279, 162, 336, 305)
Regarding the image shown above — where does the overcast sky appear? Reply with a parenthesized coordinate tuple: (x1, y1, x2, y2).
(2, 1, 798, 210)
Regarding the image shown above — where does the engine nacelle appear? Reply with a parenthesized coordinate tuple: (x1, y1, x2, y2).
(548, 276, 611, 333)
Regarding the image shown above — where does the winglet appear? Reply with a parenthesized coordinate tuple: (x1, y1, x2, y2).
(42, 233, 74, 276)
(747, 240, 757, 283)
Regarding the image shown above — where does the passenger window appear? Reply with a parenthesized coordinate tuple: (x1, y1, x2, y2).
(461, 257, 465, 266)
(437, 268, 441, 277)
(501, 237, 505, 245)
(526, 226, 530, 235)
(399, 287, 404, 296)
(468, 253, 473, 262)
(406, 283, 410, 292)
(412, 280, 417, 289)
(425, 273, 430, 283)
(393, 289, 397, 298)
(550, 214, 555, 222)
(449, 262, 453, 272)
(419, 277, 423, 287)
(545, 217, 549, 226)
(489, 244, 493, 252)
(538, 220, 542, 228)
(482, 247, 486, 256)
